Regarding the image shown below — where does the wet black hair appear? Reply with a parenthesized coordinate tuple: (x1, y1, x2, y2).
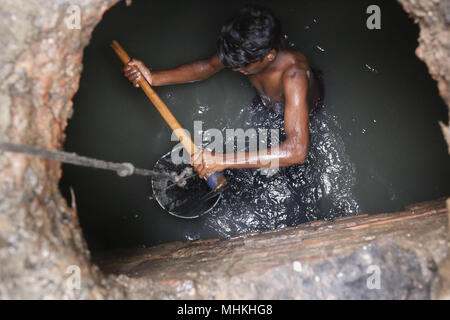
(217, 4, 282, 68)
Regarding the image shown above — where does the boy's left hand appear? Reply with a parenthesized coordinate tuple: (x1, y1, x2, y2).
(191, 149, 225, 179)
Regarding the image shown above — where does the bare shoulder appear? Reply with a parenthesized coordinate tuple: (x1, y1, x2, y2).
(280, 50, 310, 81)
(208, 53, 224, 70)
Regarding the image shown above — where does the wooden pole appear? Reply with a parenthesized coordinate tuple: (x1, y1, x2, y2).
(111, 40, 198, 155)
(111, 40, 227, 190)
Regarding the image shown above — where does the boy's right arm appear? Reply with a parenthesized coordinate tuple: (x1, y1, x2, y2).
(123, 54, 224, 87)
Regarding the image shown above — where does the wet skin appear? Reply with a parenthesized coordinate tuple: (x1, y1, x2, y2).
(123, 49, 317, 178)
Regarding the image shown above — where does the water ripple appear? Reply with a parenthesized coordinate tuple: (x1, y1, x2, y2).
(199, 101, 360, 239)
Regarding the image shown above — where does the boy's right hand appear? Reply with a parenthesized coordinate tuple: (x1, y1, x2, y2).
(123, 59, 153, 87)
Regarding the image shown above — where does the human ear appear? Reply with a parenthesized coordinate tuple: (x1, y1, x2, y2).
(266, 49, 277, 61)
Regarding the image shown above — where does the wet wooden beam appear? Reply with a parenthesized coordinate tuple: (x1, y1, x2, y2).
(96, 198, 449, 299)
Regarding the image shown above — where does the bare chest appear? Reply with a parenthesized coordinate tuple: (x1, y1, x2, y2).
(248, 73, 285, 104)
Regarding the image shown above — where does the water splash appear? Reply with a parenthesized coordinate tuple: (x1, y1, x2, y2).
(364, 64, 378, 73)
(316, 45, 326, 52)
(198, 102, 360, 239)
(304, 17, 319, 31)
(197, 104, 209, 115)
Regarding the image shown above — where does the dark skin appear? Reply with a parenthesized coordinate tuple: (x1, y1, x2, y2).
(124, 49, 317, 178)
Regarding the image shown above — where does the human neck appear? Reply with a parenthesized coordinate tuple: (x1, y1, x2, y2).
(260, 50, 281, 74)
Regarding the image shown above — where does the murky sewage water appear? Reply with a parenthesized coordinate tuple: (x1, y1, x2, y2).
(60, 0, 450, 251)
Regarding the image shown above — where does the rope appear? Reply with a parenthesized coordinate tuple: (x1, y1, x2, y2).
(0, 141, 172, 179)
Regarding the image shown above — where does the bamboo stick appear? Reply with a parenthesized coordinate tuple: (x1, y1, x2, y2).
(111, 40, 227, 190)
(111, 40, 198, 155)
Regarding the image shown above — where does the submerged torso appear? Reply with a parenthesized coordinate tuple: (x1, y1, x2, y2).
(247, 50, 322, 114)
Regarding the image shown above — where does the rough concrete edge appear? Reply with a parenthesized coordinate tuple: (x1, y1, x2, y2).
(101, 205, 447, 299)
(440, 121, 450, 155)
(437, 198, 450, 299)
(396, 0, 450, 154)
(394, 0, 450, 300)
(187, 224, 447, 299)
